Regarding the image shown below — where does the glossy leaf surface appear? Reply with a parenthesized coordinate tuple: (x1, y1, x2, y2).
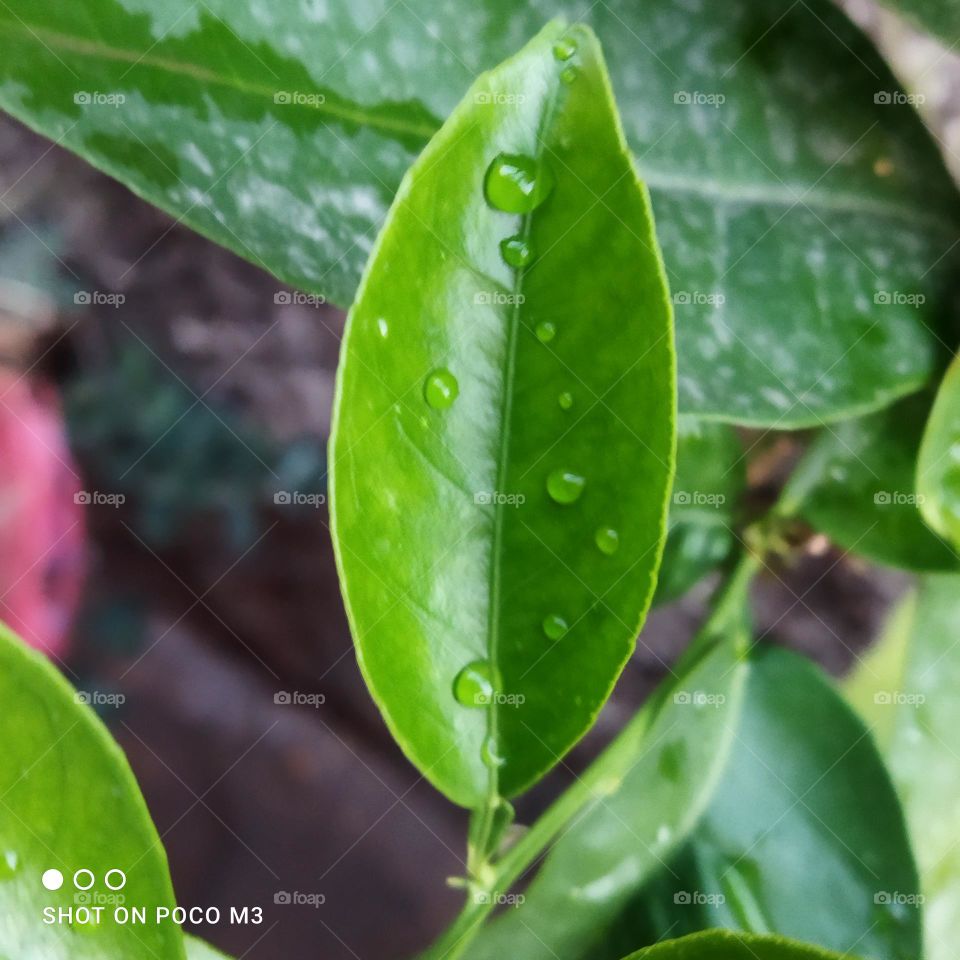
(464, 611, 749, 959)
(845, 577, 960, 960)
(917, 355, 960, 549)
(801, 395, 958, 571)
(0, 623, 185, 960)
(330, 23, 674, 807)
(0, 0, 957, 424)
(621, 929, 857, 960)
(626, 648, 920, 960)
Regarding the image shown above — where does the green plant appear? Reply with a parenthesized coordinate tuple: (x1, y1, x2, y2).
(1, 2, 959, 960)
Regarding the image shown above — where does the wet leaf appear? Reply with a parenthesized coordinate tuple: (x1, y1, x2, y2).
(917, 354, 960, 549)
(620, 929, 860, 960)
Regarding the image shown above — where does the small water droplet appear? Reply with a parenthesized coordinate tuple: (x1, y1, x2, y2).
(376, 317, 389, 338)
(547, 469, 585, 504)
(535, 321, 556, 343)
(558, 391, 573, 410)
(553, 36, 577, 61)
(481, 736, 505, 768)
(594, 527, 619, 555)
(560, 66, 578, 85)
(453, 660, 496, 708)
(0, 850, 19, 878)
(499, 235, 533, 268)
(542, 614, 568, 641)
(424, 368, 459, 409)
(484, 153, 555, 214)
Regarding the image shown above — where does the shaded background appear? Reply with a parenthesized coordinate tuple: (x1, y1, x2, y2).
(0, 3, 953, 956)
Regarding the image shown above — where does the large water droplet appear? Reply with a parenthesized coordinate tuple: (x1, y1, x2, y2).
(484, 153, 555, 214)
(558, 391, 573, 411)
(424, 368, 459, 409)
(499, 236, 532, 268)
(594, 527, 620, 555)
(553, 37, 577, 61)
(542, 614, 568, 641)
(481, 736, 505, 769)
(547, 469, 585, 504)
(453, 660, 495, 708)
(535, 321, 556, 343)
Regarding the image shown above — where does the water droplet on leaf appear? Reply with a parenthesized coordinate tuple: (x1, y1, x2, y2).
(424, 368, 459, 409)
(499, 235, 533, 268)
(558, 391, 573, 410)
(547, 469, 585, 504)
(484, 153, 555, 214)
(560, 66, 578, 84)
(594, 527, 619, 555)
(553, 37, 577, 61)
(535, 321, 556, 343)
(376, 317, 389, 338)
(0, 850, 18, 878)
(481, 736, 506, 768)
(453, 660, 495, 708)
(542, 614, 568, 640)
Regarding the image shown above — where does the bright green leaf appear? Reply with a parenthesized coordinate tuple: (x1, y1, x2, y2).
(0, 0, 956, 425)
(619, 929, 859, 960)
(627, 648, 920, 960)
(800, 395, 959, 571)
(0, 622, 185, 960)
(655, 416, 744, 604)
(463, 611, 749, 959)
(186, 936, 233, 959)
(845, 577, 960, 960)
(330, 21, 675, 808)
(917, 354, 960, 548)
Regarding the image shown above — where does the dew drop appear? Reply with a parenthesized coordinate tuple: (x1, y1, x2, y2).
(453, 660, 495, 708)
(481, 736, 506, 769)
(553, 37, 577, 61)
(376, 317, 389, 338)
(0, 850, 18, 879)
(558, 391, 573, 410)
(542, 614, 568, 641)
(484, 153, 555, 214)
(547, 469, 585, 504)
(424, 368, 459, 409)
(560, 66, 578, 85)
(499, 235, 533, 268)
(594, 527, 620, 555)
(535, 321, 556, 343)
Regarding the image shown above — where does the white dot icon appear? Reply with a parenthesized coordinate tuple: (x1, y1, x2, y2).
(41, 869, 64, 891)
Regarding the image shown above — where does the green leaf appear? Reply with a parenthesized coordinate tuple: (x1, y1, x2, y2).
(186, 936, 232, 959)
(626, 648, 920, 960)
(0, 0, 956, 425)
(917, 354, 960, 548)
(0, 622, 185, 960)
(877, 0, 960, 44)
(330, 21, 675, 808)
(463, 612, 749, 960)
(655, 417, 744, 604)
(845, 577, 960, 960)
(619, 929, 858, 960)
(800, 394, 958, 571)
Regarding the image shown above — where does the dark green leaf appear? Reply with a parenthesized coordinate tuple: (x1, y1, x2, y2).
(0, 0, 956, 424)
(619, 929, 858, 960)
(463, 614, 749, 959)
(627, 648, 920, 960)
(655, 417, 744, 604)
(917, 355, 960, 548)
(0, 623, 185, 959)
(330, 22, 675, 807)
(800, 395, 958, 571)
(845, 577, 960, 960)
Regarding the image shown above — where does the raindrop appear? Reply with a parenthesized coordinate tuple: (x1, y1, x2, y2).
(547, 469, 585, 504)
(453, 660, 495, 708)
(535, 321, 556, 343)
(542, 614, 568, 641)
(553, 37, 577, 61)
(0, 850, 18, 879)
(424, 368, 459, 409)
(484, 153, 555, 214)
(594, 527, 620, 555)
(560, 66, 578, 85)
(558, 391, 573, 410)
(499, 235, 533, 268)
(481, 736, 506, 769)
